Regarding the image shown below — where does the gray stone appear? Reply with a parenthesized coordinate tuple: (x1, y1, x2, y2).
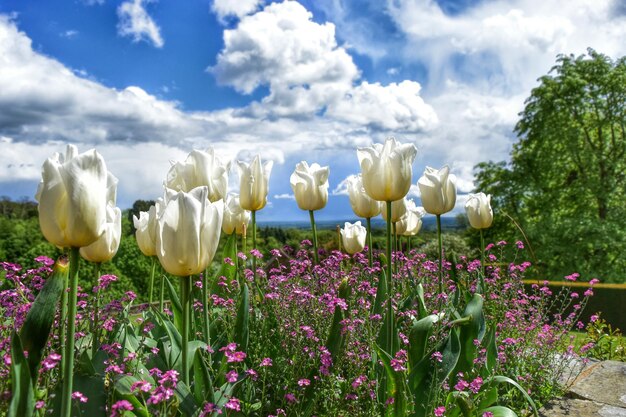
(568, 361, 626, 409)
(540, 360, 626, 416)
(540, 398, 626, 417)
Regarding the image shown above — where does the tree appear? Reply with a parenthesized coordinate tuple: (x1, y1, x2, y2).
(475, 49, 626, 282)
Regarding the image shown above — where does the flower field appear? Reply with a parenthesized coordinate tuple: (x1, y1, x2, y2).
(1, 139, 599, 416)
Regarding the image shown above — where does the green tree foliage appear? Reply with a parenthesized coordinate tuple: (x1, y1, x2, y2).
(475, 49, 626, 282)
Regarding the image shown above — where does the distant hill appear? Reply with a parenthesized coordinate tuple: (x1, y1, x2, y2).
(259, 216, 464, 231)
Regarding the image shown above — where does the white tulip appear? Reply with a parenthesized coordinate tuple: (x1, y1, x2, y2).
(290, 161, 329, 211)
(357, 137, 417, 202)
(237, 155, 273, 211)
(341, 221, 367, 255)
(133, 200, 163, 257)
(35, 145, 117, 248)
(346, 174, 382, 219)
(156, 186, 223, 276)
(381, 198, 408, 223)
(165, 148, 231, 202)
(80, 204, 122, 263)
(465, 192, 493, 229)
(222, 194, 250, 235)
(417, 165, 457, 215)
(396, 201, 426, 236)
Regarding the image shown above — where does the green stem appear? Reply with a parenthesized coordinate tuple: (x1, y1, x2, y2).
(437, 214, 443, 294)
(393, 222, 398, 275)
(407, 236, 411, 253)
(59, 260, 69, 376)
(480, 229, 485, 294)
(159, 270, 165, 312)
(309, 210, 319, 265)
(148, 257, 156, 306)
(386, 201, 392, 296)
(61, 247, 80, 417)
(366, 217, 373, 268)
(252, 210, 257, 282)
(91, 263, 101, 359)
(202, 268, 210, 349)
(180, 276, 191, 386)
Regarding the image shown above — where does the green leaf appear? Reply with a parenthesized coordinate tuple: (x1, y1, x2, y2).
(192, 349, 214, 405)
(408, 327, 460, 417)
(455, 293, 485, 377)
(479, 406, 519, 417)
(415, 283, 428, 319)
(477, 387, 499, 410)
(483, 325, 498, 375)
(211, 233, 237, 294)
(483, 375, 538, 417)
(8, 332, 35, 417)
(233, 283, 250, 353)
(373, 343, 409, 417)
(408, 314, 439, 369)
(20, 256, 68, 380)
(174, 380, 199, 416)
(371, 268, 387, 317)
(165, 276, 183, 331)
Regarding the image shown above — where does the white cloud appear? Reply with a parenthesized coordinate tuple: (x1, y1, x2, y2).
(273, 193, 295, 200)
(117, 0, 164, 48)
(61, 30, 79, 39)
(211, 1, 358, 94)
(332, 176, 350, 196)
(327, 80, 438, 131)
(386, 0, 626, 92)
(211, 0, 262, 21)
(210, 1, 437, 131)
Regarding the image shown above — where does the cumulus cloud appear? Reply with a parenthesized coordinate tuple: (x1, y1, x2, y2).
(211, 1, 358, 94)
(327, 81, 438, 131)
(386, 0, 626, 92)
(273, 193, 295, 200)
(210, 1, 437, 131)
(0, 16, 195, 145)
(117, 0, 164, 48)
(211, 0, 263, 21)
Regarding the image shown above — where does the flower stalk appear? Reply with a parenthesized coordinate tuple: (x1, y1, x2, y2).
(91, 262, 101, 359)
(60, 247, 80, 417)
(309, 210, 319, 265)
(148, 256, 156, 305)
(366, 217, 373, 268)
(180, 276, 191, 386)
(436, 214, 443, 294)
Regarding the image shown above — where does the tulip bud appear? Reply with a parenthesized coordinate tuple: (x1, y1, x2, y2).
(133, 201, 162, 257)
(237, 155, 273, 211)
(340, 221, 367, 255)
(222, 194, 250, 235)
(165, 148, 231, 202)
(417, 165, 457, 215)
(381, 198, 408, 223)
(465, 192, 493, 229)
(35, 145, 117, 248)
(346, 174, 382, 219)
(80, 204, 122, 263)
(156, 186, 223, 276)
(290, 161, 329, 211)
(357, 137, 417, 202)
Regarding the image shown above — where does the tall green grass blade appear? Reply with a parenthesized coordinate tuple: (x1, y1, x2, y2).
(8, 332, 35, 417)
(165, 276, 183, 331)
(20, 256, 68, 380)
(455, 293, 485, 377)
(408, 314, 439, 369)
(233, 283, 250, 353)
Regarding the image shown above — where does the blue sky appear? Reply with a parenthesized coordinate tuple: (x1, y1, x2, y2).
(0, 0, 624, 221)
